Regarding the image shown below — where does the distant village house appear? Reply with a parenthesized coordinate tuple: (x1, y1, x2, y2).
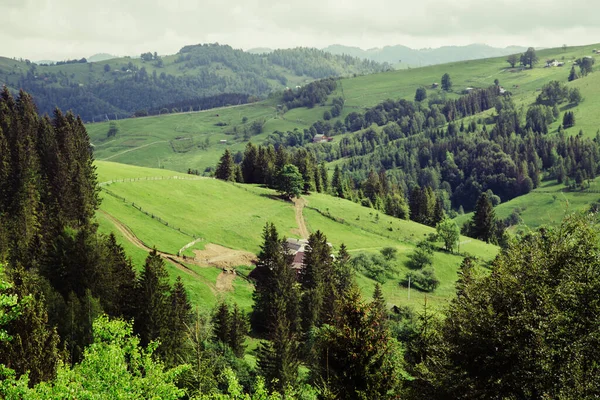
(313, 134, 333, 143)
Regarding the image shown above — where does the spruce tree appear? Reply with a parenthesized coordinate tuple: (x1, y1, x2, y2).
(568, 65, 578, 81)
(134, 249, 171, 349)
(319, 162, 329, 193)
(213, 302, 231, 344)
(331, 165, 345, 198)
(229, 303, 249, 358)
(164, 276, 192, 365)
(300, 231, 332, 334)
(470, 193, 496, 243)
(215, 149, 235, 181)
(241, 142, 258, 183)
(0, 267, 62, 385)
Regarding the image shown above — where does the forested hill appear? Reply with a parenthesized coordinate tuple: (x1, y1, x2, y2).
(0, 44, 390, 122)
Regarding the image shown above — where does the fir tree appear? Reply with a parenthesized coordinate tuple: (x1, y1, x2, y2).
(134, 249, 171, 350)
(229, 304, 249, 358)
(568, 65, 578, 82)
(331, 165, 345, 198)
(319, 162, 329, 193)
(469, 193, 496, 243)
(215, 149, 235, 181)
(213, 302, 231, 345)
(300, 231, 332, 334)
(163, 276, 192, 365)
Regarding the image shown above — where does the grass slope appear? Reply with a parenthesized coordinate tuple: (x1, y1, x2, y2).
(96, 161, 498, 312)
(85, 43, 600, 175)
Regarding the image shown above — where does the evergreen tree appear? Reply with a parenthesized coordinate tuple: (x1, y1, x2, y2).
(467, 193, 496, 243)
(229, 304, 249, 358)
(241, 142, 258, 184)
(319, 162, 329, 193)
(300, 231, 332, 334)
(256, 316, 300, 392)
(568, 65, 578, 81)
(441, 73, 452, 91)
(213, 302, 231, 344)
(0, 267, 62, 385)
(134, 249, 171, 350)
(163, 276, 192, 366)
(372, 283, 387, 327)
(215, 149, 235, 181)
(312, 288, 403, 399)
(331, 165, 345, 198)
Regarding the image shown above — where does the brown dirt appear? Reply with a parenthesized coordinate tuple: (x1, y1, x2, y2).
(292, 197, 309, 239)
(192, 244, 257, 269)
(99, 210, 218, 294)
(216, 271, 235, 292)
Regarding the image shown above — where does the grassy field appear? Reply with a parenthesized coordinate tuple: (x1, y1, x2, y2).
(96, 161, 498, 312)
(84, 43, 600, 176)
(454, 178, 600, 233)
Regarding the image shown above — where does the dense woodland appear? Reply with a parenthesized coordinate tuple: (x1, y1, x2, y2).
(3, 77, 600, 399)
(0, 44, 390, 122)
(218, 78, 597, 244)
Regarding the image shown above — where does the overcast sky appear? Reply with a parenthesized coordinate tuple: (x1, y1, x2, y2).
(2, 0, 600, 60)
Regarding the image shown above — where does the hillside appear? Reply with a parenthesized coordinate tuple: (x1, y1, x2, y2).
(0, 44, 389, 122)
(323, 43, 528, 67)
(95, 161, 498, 313)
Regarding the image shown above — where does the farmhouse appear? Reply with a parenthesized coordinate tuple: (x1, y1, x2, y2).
(431, 82, 439, 88)
(219, 139, 227, 144)
(287, 238, 309, 270)
(313, 134, 333, 143)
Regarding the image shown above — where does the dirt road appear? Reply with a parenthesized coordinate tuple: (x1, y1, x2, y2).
(292, 197, 309, 239)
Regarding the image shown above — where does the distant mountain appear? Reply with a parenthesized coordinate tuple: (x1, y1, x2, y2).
(0, 44, 390, 122)
(322, 44, 529, 66)
(88, 53, 117, 63)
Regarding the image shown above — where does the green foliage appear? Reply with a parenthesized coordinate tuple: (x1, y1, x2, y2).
(406, 240, 434, 270)
(506, 54, 518, 68)
(411, 214, 600, 398)
(403, 266, 440, 292)
(0, 316, 187, 399)
(414, 87, 427, 102)
(520, 47, 538, 68)
(536, 80, 570, 106)
(380, 247, 398, 261)
(106, 121, 119, 138)
(311, 288, 404, 399)
(435, 218, 460, 253)
(276, 164, 303, 199)
(351, 252, 397, 284)
(568, 64, 578, 81)
(441, 73, 452, 91)
(563, 110, 576, 128)
(216, 149, 235, 181)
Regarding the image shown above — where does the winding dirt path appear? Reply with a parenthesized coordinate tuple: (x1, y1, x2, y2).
(99, 210, 218, 294)
(292, 197, 309, 239)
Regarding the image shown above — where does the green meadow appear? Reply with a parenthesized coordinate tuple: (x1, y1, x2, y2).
(95, 161, 498, 312)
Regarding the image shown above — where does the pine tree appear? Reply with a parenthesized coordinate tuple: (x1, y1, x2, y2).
(0, 267, 62, 385)
(470, 193, 496, 243)
(215, 149, 235, 181)
(229, 304, 249, 358)
(568, 65, 578, 81)
(213, 302, 231, 344)
(163, 276, 192, 365)
(312, 288, 402, 399)
(300, 231, 332, 334)
(331, 165, 345, 198)
(256, 316, 300, 392)
(134, 249, 171, 349)
(319, 162, 329, 193)
(241, 142, 258, 183)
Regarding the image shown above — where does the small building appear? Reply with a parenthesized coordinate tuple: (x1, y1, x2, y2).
(545, 59, 560, 67)
(219, 139, 227, 144)
(465, 87, 474, 93)
(499, 87, 506, 94)
(431, 82, 439, 88)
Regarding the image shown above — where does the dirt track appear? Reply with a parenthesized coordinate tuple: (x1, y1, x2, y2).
(100, 210, 258, 294)
(99, 210, 217, 294)
(292, 197, 309, 239)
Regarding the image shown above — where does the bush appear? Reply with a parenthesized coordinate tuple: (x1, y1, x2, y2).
(406, 241, 434, 270)
(402, 266, 439, 292)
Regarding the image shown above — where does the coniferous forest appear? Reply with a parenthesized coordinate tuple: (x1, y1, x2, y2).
(2, 84, 600, 398)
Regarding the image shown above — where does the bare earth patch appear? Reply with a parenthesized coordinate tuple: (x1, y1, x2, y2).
(193, 244, 257, 268)
(216, 271, 235, 292)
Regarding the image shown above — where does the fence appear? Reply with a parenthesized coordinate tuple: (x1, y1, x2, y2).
(99, 175, 207, 186)
(101, 186, 199, 239)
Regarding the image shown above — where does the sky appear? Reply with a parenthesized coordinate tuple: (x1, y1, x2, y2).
(2, 0, 600, 60)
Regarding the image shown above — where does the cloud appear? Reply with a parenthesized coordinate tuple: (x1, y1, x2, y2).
(1, 0, 598, 60)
